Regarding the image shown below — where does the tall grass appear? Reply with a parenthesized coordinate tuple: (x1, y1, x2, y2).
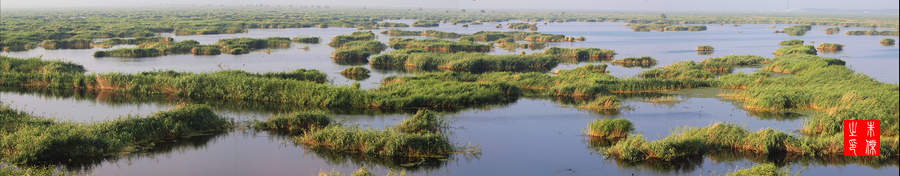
(412, 20, 439, 27)
(779, 39, 804, 46)
(0, 103, 230, 163)
(773, 45, 817, 56)
(329, 31, 376, 47)
(726, 163, 792, 176)
(815, 43, 843, 51)
(253, 112, 331, 135)
(775, 25, 812, 36)
(340, 66, 371, 81)
(292, 36, 321, 44)
(296, 110, 454, 157)
(542, 47, 616, 59)
(845, 29, 899, 36)
(610, 56, 657, 68)
(586, 118, 634, 138)
(370, 50, 558, 71)
(388, 38, 492, 52)
(879, 38, 895, 45)
(331, 41, 387, 59)
(695, 45, 714, 51)
(1, 55, 85, 73)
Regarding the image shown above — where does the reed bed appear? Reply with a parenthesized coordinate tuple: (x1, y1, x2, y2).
(700, 55, 770, 66)
(2, 57, 518, 109)
(296, 110, 454, 157)
(610, 56, 657, 68)
(412, 20, 439, 27)
(506, 22, 538, 30)
(190, 45, 222, 55)
(379, 29, 467, 38)
(554, 64, 608, 75)
(93, 37, 173, 48)
(578, 95, 622, 110)
(774, 25, 812, 36)
(719, 54, 897, 136)
(1, 55, 85, 73)
(0, 103, 230, 163)
(542, 47, 616, 59)
(217, 37, 291, 54)
(773, 45, 817, 56)
(602, 120, 897, 162)
(377, 22, 410, 27)
(586, 118, 633, 138)
(388, 38, 492, 53)
(695, 45, 714, 51)
(824, 27, 840, 34)
(845, 30, 899, 36)
(815, 43, 844, 51)
(370, 50, 558, 71)
(292, 36, 321, 44)
(628, 24, 707, 31)
(39, 38, 93, 49)
(726, 164, 791, 176)
(253, 112, 331, 135)
(879, 38, 895, 45)
(329, 31, 376, 47)
(778, 39, 804, 46)
(340, 66, 371, 81)
(93, 48, 162, 57)
(331, 41, 387, 59)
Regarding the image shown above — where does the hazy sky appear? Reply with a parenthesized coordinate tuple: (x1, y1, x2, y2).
(2, 0, 898, 11)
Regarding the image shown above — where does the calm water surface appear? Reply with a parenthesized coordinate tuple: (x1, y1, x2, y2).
(1, 20, 897, 175)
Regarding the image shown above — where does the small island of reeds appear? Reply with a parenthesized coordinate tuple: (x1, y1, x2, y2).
(412, 20, 439, 27)
(628, 24, 707, 32)
(695, 45, 714, 51)
(506, 22, 538, 30)
(845, 29, 899, 36)
(779, 39, 804, 46)
(881, 38, 896, 45)
(774, 25, 812, 36)
(773, 45, 817, 56)
(816, 43, 844, 51)
(340, 66, 372, 81)
(610, 56, 657, 68)
(292, 36, 320, 44)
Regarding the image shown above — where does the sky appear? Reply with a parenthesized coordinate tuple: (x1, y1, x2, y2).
(1, 0, 898, 11)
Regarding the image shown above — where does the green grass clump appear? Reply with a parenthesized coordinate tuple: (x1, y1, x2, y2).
(40, 38, 93, 49)
(760, 54, 845, 74)
(297, 123, 454, 157)
(610, 56, 657, 68)
(880, 38, 896, 45)
(695, 45, 714, 51)
(395, 110, 448, 134)
(340, 66, 371, 81)
(586, 118, 634, 138)
(554, 64, 608, 75)
(775, 25, 812, 36)
(93, 48, 162, 57)
(542, 47, 616, 59)
(578, 95, 622, 110)
(816, 43, 844, 51)
(217, 37, 291, 53)
(629, 24, 707, 31)
(331, 41, 387, 59)
(253, 112, 331, 135)
(191, 45, 222, 55)
(726, 163, 792, 176)
(370, 50, 558, 71)
(329, 31, 376, 47)
(93, 37, 173, 48)
(825, 27, 840, 34)
(377, 22, 410, 27)
(845, 29, 899, 36)
(1, 55, 85, 73)
(292, 36, 320, 44)
(605, 134, 705, 161)
(0, 103, 229, 163)
(638, 64, 718, 80)
(699, 55, 770, 66)
(773, 45, 817, 56)
(779, 39, 804, 46)
(388, 38, 492, 52)
(412, 20, 439, 27)
(506, 22, 538, 30)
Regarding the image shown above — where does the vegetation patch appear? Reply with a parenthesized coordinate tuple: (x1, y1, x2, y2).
(610, 56, 657, 68)
(845, 30, 899, 36)
(506, 22, 538, 30)
(773, 45, 817, 56)
(879, 38, 895, 45)
(388, 38, 492, 52)
(774, 25, 812, 36)
(778, 39, 804, 46)
(695, 45, 714, 51)
(586, 118, 634, 138)
(628, 24, 707, 32)
(253, 112, 331, 135)
(370, 49, 558, 71)
(816, 43, 843, 51)
(329, 31, 376, 47)
(292, 36, 321, 44)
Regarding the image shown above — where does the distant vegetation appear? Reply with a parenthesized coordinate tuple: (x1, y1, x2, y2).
(881, 38, 896, 45)
(773, 45, 817, 56)
(628, 24, 707, 32)
(816, 43, 844, 51)
(845, 30, 900, 36)
(779, 39, 804, 46)
(774, 25, 812, 36)
(695, 45, 714, 51)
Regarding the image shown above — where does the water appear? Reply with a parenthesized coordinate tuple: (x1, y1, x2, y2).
(2, 20, 898, 175)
